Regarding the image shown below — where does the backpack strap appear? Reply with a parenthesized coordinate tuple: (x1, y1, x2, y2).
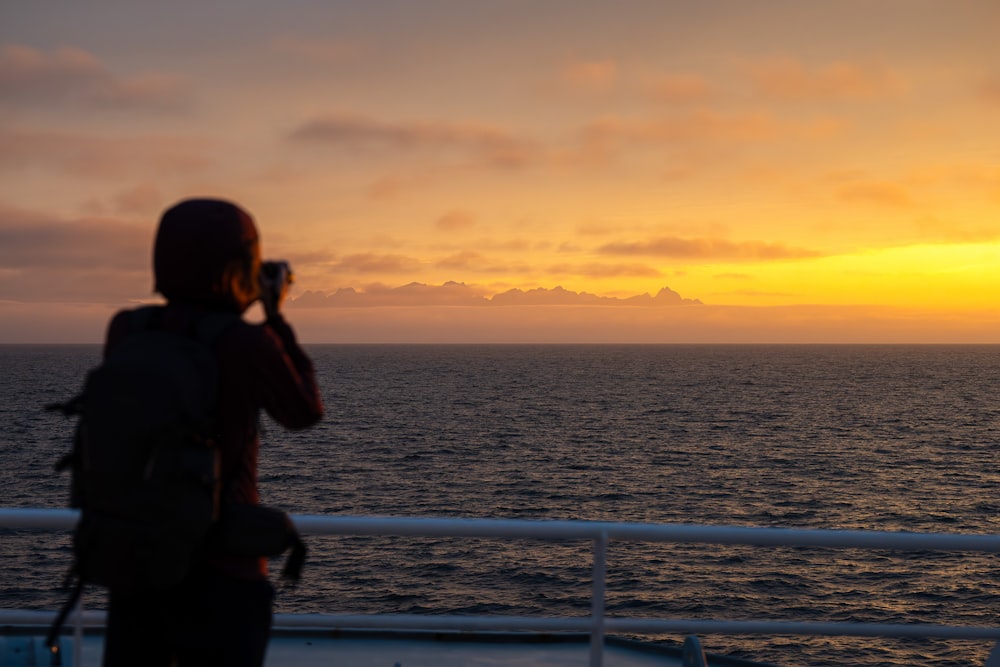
(194, 311, 242, 346)
(46, 575, 83, 656)
(129, 305, 239, 346)
(128, 304, 164, 332)
(282, 533, 307, 584)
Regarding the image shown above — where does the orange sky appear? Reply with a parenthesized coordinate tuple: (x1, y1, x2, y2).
(2, 1, 999, 343)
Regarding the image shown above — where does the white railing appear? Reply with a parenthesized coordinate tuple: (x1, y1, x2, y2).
(4, 508, 1000, 667)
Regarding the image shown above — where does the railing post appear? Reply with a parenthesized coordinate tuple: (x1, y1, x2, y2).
(73, 593, 84, 667)
(589, 530, 608, 667)
(985, 639, 1000, 667)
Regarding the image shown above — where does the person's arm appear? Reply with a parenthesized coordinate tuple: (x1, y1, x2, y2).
(255, 314, 324, 429)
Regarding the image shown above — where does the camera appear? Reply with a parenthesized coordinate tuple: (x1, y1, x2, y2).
(260, 260, 294, 299)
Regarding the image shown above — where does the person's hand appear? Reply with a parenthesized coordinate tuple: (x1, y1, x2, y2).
(260, 261, 293, 318)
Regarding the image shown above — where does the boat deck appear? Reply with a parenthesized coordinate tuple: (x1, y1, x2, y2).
(265, 632, 680, 667)
(3, 626, 766, 667)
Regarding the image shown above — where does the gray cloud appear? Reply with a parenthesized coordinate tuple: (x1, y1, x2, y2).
(0, 44, 193, 112)
(0, 128, 215, 179)
(288, 111, 538, 168)
(743, 56, 902, 102)
(0, 204, 154, 302)
(268, 35, 361, 64)
(326, 252, 423, 274)
(434, 251, 525, 274)
(546, 262, 662, 278)
(597, 236, 822, 261)
(0, 205, 151, 271)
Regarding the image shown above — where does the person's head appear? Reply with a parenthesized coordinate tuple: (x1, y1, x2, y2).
(153, 198, 261, 312)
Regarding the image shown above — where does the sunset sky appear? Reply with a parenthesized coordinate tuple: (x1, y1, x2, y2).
(2, 1, 999, 343)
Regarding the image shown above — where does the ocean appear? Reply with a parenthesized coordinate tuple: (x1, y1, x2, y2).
(2, 344, 998, 666)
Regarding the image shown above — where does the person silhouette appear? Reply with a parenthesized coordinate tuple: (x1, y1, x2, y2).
(102, 198, 323, 667)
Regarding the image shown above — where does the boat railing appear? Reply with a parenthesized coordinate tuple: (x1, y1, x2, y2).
(3, 508, 1000, 667)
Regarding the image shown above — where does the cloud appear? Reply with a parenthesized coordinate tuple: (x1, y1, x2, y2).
(435, 210, 476, 231)
(326, 252, 423, 274)
(269, 34, 360, 64)
(434, 251, 529, 275)
(645, 73, 714, 104)
(0, 204, 150, 271)
(581, 110, 776, 144)
(109, 183, 166, 217)
(559, 60, 618, 93)
(978, 73, 1000, 105)
(0, 128, 215, 179)
(744, 55, 901, 101)
(597, 236, 822, 261)
(0, 43, 193, 112)
(364, 173, 431, 200)
(0, 204, 153, 302)
(830, 163, 1000, 216)
(574, 109, 845, 162)
(546, 262, 662, 278)
(287, 111, 538, 167)
(0, 44, 102, 103)
(78, 183, 166, 218)
(837, 181, 913, 208)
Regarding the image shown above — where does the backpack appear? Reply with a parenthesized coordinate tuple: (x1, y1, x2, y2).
(58, 305, 236, 591)
(45, 306, 238, 650)
(47, 306, 309, 650)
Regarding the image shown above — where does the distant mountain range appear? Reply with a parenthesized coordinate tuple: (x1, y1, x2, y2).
(291, 282, 702, 307)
